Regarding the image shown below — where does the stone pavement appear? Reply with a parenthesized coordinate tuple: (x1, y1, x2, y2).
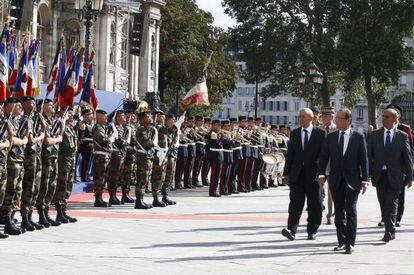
(0, 185, 413, 275)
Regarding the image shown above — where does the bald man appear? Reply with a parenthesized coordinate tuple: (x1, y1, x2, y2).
(368, 108, 413, 243)
(282, 108, 326, 241)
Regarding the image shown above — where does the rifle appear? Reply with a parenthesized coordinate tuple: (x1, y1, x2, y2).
(0, 104, 17, 158)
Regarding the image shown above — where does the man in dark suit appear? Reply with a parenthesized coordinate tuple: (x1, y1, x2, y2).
(282, 108, 326, 241)
(318, 108, 369, 254)
(368, 108, 413, 242)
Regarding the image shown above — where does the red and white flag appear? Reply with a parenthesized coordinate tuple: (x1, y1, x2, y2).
(180, 54, 212, 110)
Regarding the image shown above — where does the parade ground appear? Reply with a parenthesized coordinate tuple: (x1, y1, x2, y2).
(1, 186, 413, 275)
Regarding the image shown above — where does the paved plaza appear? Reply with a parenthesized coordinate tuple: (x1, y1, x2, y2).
(1, 185, 413, 274)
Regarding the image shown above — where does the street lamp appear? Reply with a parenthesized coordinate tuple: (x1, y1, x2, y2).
(75, 0, 104, 61)
(297, 63, 324, 107)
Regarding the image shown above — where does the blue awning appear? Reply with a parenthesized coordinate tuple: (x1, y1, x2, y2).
(39, 84, 125, 113)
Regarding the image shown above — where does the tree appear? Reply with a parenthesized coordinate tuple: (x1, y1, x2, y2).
(223, 0, 344, 106)
(159, 0, 237, 115)
(337, 0, 414, 128)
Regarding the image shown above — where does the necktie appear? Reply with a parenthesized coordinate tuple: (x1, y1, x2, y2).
(325, 125, 330, 132)
(385, 130, 391, 150)
(303, 129, 309, 150)
(339, 131, 345, 156)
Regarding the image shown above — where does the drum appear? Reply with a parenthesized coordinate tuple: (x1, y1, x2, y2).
(261, 153, 277, 177)
(273, 151, 286, 177)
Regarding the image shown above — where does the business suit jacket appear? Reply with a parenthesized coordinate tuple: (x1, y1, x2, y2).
(368, 127, 413, 189)
(318, 130, 369, 191)
(283, 126, 326, 184)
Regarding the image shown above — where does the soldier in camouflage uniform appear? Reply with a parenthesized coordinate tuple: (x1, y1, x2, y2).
(92, 109, 113, 207)
(162, 114, 178, 204)
(151, 111, 169, 207)
(0, 102, 13, 238)
(107, 110, 128, 205)
(1, 98, 28, 235)
(120, 110, 136, 203)
(54, 107, 78, 223)
(20, 97, 45, 231)
(36, 99, 65, 227)
(135, 111, 156, 209)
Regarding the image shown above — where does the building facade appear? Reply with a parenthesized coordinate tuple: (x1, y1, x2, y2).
(1, 0, 165, 100)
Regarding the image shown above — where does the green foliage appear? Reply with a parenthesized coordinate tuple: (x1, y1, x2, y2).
(224, 0, 344, 105)
(159, 0, 237, 115)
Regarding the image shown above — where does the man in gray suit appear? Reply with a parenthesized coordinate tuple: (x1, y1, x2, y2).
(368, 108, 413, 242)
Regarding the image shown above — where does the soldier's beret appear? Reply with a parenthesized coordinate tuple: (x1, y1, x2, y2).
(247, 117, 254, 121)
(21, 96, 35, 102)
(186, 116, 195, 121)
(195, 116, 204, 121)
(96, 109, 107, 115)
(154, 110, 165, 116)
(280, 125, 286, 129)
(255, 117, 262, 122)
(238, 116, 247, 121)
(271, 125, 278, 130)
(115, 110, 125, 116)
(221, 119, 230, 125)
(137, 111, 151, 119)
(287, 126, 291, 130)
(211, 119, 220, 125)
(82, 109, 93, 116)
(5, 97, 20, 104)
(124, 110, 135, 115)
(204, 118, 212, 123)
(36, 98, 52, 106)
(230, 118, 238, 123)
(386, 104, 403, 115)
(166, 114, 175, 119)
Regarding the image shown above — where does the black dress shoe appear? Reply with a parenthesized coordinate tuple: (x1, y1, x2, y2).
(307, 232, 317, 240)
(344, 245, 354, 254)
(382, 232, 395, 242)
(334, 244, 346, 251)
(378, 221, 385, 227)
(396, 221, 401, 227)
(282, 228, 295, 240)
(0, 232, 8, 239)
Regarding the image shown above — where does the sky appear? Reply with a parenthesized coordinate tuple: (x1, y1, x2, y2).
(195, 0, 237, 29)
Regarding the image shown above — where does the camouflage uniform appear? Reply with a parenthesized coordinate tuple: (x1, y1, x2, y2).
(0, 124, 9, 209)
(37, 117, 60, 209)
(107, 123, 127, 196)
(55, 124, 77, 206)
(1, 117, 25, 217)
(92, 123, 112, 196)
(21, 112, 42, 215)
(164, 126, 178, 192)
(120, 124, 136, 198)
(135, 125, 155, 197)
(151, 124, 170, 196)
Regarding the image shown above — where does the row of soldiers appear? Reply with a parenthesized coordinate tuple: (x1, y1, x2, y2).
(174, 116, 289, 197)
(0, 97, 77, 238)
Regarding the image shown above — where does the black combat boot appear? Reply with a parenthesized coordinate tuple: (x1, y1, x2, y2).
(36, 205, 50, 228)
(109, 192, 123, 205)
(152, 194, 167, 207)
(28, 210, 44, 230)
(121, 189, 135, 203)
(20, 212, 36, 231)
(62, 204, 77, 223)
(3, 214, 21, 235)
(134, 194, 152, 209)
(162, 190, 176, 205)
(55, 205, 69, 224)
(94, 194, 109, 207)
(44, 206, 61, 226)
